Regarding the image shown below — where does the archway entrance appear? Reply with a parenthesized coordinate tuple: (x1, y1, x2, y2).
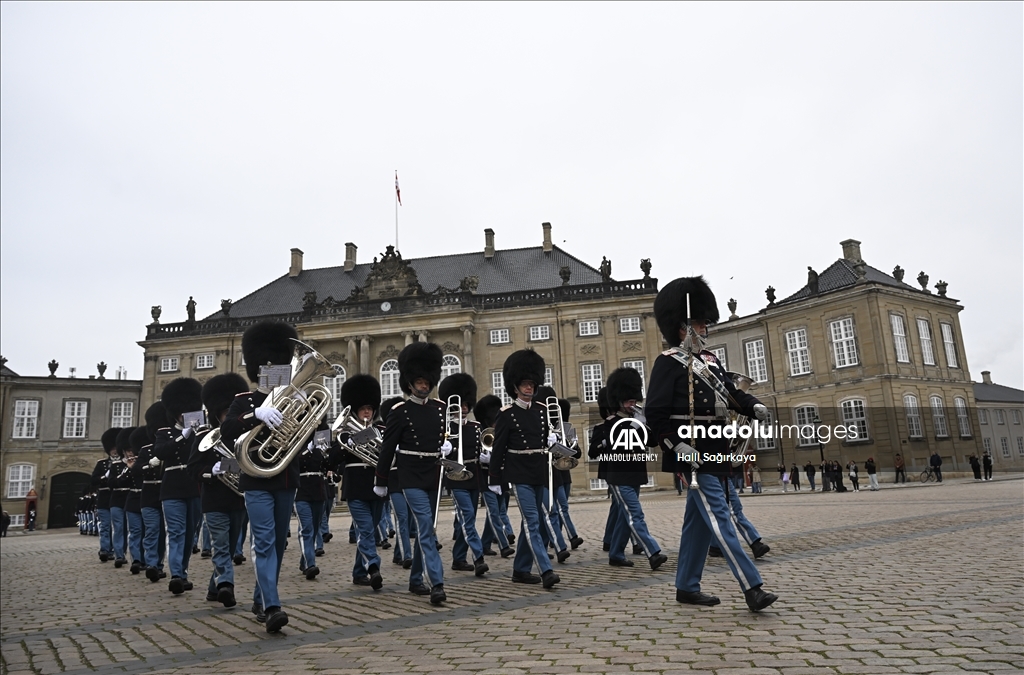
(47, 472, 92, 529)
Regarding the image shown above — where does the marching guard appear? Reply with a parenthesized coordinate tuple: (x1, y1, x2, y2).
(139, 402, 168, 581)
(378, 396, 414, 568)
(91, 428, 119, 561)
(475, 395, 514, 558)
(124, 427, 150, 574)
(553, 398, 583, 550)
(646, 276, 778, 612)
(109, 428, 133, 568)
(534, 385, 570, 564)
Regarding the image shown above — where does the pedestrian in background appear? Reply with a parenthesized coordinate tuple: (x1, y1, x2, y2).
(751, 465, 762, 493)
(893, 454, 906, 484)
(789, 463, 801, 491)
(804, 461, 816, 491)
(848, 461, 860, 492)
(865, 457, 879, 491)
(969, 454, 982, 481)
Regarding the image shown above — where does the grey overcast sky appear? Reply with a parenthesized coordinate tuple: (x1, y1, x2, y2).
(2, 3, 1021, 387)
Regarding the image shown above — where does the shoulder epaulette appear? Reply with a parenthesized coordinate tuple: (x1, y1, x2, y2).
(661, 347, 681, 356)
(234, 391, 251, 398)
(500, 403, 513, 411)
(392, 401, 406, 409)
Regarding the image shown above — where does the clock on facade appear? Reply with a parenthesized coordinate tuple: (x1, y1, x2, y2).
(380, 302, 392, 312)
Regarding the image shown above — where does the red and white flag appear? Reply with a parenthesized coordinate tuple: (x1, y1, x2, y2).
(395, 171, 402, 206)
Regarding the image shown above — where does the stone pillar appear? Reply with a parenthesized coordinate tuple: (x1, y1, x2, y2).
(461, 324, 475, 377)
(346, 337, 359, 376)
(359, 336, 372, 375)
(418, 331, 430, 343)
(403, 331, 415, 346)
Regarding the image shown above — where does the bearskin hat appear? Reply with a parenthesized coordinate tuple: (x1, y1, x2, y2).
(101, 427, 121, 455)
(342, 374, 382, 415)
(380, 396, 404, 425)
(502, 349, 545, 399)
(654, 276, 719, 347)
(607, 367, 645, 406)
(241, 320, 298, 383)
(558, 398, 571, 423)
(161, 377, 203, 424)
(597, 387, 613, 420)
(535, 385, 557, 403)
(438, 373, 478, 410)
(398, 342, 443, 395)
(129, 426, 149, 453)
(473, 394, 503, 429)
(115, 427, 135, 455)
(144, 402, 167, 441)
(202, 373, 250, 426)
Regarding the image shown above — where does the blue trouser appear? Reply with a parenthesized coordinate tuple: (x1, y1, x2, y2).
(480, 488, 510, 550)
(540, 498, 567, 552)
(726, 479, 761, 546)
(163, 497, 201, 579)
(553, 484, 578, 539)
(320, 496, 333, 543)
(126, 511, 145, 563)
(604, 497, 641, 549)
(236, 511, 248, 557)
(205, 510, 244, 594)
(609, 484, 660, 560)
(245, 489, 296, 611)
(201, 516, 212, 552)
(389, 491, 414, 563)
(451, 488, 484, 563)
(294, 500, 325, 572)
(500, 492, 514, 537)
(512, 484, 553, 576)
(380, 500, 394, 538)
(98, 507, 112, 553)
(110, 506, 126, 560)
(403, 487, 444, 588)
(677, 473, 762, 593)
(349, 498, 383, 578)
(142, 506, 166, 569)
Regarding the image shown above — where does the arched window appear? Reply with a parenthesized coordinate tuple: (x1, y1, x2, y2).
(930, 395, 948, 438)
(954, 397, 971, 437)
(440, 355, 461, 383)
(904, 394, 922, 438)
(380, 360, 401, 399)
(324, 365, 346, 419)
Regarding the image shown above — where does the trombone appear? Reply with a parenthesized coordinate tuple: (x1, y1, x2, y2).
(544, 396, 578, 509)
(434, 395, 472, 530)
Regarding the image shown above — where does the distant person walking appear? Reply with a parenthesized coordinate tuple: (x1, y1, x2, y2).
(865, 457, 879, 491)
(930, 452, 943, 483)
(804, 461, 816, 491)
(893, 454, 906, 484)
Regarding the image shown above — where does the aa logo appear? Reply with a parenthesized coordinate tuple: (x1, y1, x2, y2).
(610, 418, 649, 451)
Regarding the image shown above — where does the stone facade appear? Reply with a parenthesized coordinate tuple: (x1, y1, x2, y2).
(974, 371, 1024, 472)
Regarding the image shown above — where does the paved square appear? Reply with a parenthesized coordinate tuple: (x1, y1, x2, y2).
(2, 478, 1022, 674)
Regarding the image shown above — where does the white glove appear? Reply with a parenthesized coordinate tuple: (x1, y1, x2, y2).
(346, 437, 356, 448)
(212, 461, 225, 476)
(255, 407, 284, 429)
(440, 440, 453, 457)
(373, 486, 388, 498)
(149, 457, 161, 467)
(547, 433, 558, 447)
(102, 471, 110, 479)
(479, 451, 491, 464)
(181, 426, 193, 439)
(753, 404, 770, 422)
(488, 485, 502, 496)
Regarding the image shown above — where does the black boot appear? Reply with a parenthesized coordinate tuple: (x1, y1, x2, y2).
(744, 585, 778, 612)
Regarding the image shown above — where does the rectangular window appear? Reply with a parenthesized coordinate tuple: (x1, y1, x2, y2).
(578, 320, 600, 337)
(581, 363, 603, 403)
(63, 401, 88, 438)
(830, 318, 859, 367)
(954, 398, 971, 437)
(9, 515, 24, 528)
(995, 409, 1005, 425)
(979, 409, 989, 424)
(622, 360, 646, 396)
(931, 396, 948, 438)
(1017, 437, 1024, 456)
(528, 325, 550, 341)
(619, 317, 641, 333)
(6, 464, 35, 499)
(744, 339, 768, 383)
(842, 399, 869, 440)
(13, 400, 39, 439)
(489, 329, 510, 345)
(544, 367, 553, 387)
(795, 406, 818, 447)
(589, 478, 609, 491)
(110, 401, 134, 428)
(195, 354, 215, 369)
(1013, 410, 1022, 425)
(890, 315, 910, 363)
(754, 411, 775, 450)
(904, 395, 922, 438)
(324, 372, 346, 419)
(1000, 437, 1010, 458)
(785, 328, 811, 375)
(917, 319, 935, 365)
(491, 372, 512, 406)
(160, 357, 179, 373)
(709, 347, 727, 370)
(941, 323, 959, 368)
(983, 438, 993, 454)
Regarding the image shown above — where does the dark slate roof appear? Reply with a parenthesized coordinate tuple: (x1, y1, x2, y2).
(205, 245, 605, 320)
(779, 259, 920, 305)
(1, 363, 19, 377)
(973, 382, 1024, 404)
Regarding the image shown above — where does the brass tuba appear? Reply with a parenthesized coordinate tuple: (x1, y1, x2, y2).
(331, 405, 382, 466)
(480, 427, 495, 455)
(235, 339, 334, 479)
(725, 371, 756, 458)
(197, 428, 243, 496)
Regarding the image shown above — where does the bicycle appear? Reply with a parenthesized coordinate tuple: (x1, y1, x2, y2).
(919, 467, 936, 483)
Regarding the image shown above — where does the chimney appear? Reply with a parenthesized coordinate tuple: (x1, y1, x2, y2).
(289, 248, 304, 278)
(484, 228, 495, 259)
(344, 242, 357, 272)
(840, 239, 862, 263)
(982, 371, 992, 385)
(542, 222, 553, 253)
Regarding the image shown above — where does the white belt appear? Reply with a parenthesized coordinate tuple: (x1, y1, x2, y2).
(345, 463, 371, 469)
(397, 448, 441, 457)
(508, 448, 547, 455)
(299, 472, 323, 477)
(669, 415, 719, 421)
(129, 488, 142, 493)
(164, 465, 187, 471)
(464, 458, 479, 464)
(144, 480, 162, 484)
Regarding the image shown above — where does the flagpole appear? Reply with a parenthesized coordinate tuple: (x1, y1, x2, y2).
(395, 170, 399, 251)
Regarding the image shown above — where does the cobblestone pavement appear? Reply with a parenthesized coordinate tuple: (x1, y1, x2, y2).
(2, 477, 1022, 675)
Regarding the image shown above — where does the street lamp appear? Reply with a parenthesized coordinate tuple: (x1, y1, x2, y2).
(813, 414, 824, 462)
